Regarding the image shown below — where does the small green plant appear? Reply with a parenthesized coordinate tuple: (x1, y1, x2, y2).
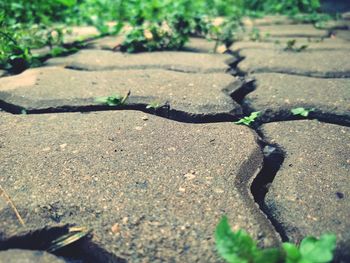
(95, 91, 130, 106)
(291, 107, 315, 117)
(284, 40, 308, 52)
(215, 216, 337, 263)
(215, 216, 281, 263)
(283, 235, 337, 263)
(234, 111, 260, 126)
(249, 28, 262, 42)
(146, 101, 162, 110)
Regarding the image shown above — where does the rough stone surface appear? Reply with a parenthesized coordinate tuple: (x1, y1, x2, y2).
(230, 38, 350, 51)
(45, 50, 234, 73)
(261, 120, 350, 261)
(254, 24, 329, 38)
(86, 37, 218, 53)
(333, 29, 350, 41)
(63, 26, 100, 44)
(0, 70, 5, 77)
(318, 20, 350, 30)
(0, 111, 279, 262)
(342, 12, 350, 20)
(241, 15, 297, 27)
(0, 249, 66, 263)
(86, 35, 124, 50)
(244, 73, 350, 119)
(182, 38, 218, 53)
(0, 67, 242, 117)
(237, 49, 350, 77)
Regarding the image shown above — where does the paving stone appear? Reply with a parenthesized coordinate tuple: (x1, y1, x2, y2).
(244, 73, 350, 120)
(85, 35, 124, 50)
(333, 30, 350, 41)
(237, 49, 350, 78)
(254, 24, 329, 38)
(63, 26, 100, 44)
(0, 111, 279, 262)
(230, 38, 350, 51)
(0, 249, 66, 263)
(45, 50, 233, 73)
(0, 70, 5, 78)
(182, 38, 218, 53)
(241, 15, 297, 27)
(342, 12, 350, 20)
(0, 67, 242, 117)
(86, 37, 218, 53)
(261, 120, 350, 261)
(317, 20, 350, 30)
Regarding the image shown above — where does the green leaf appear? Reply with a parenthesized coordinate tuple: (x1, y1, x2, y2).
(299, 234, 336, 263)
(254, 248, 281, 263)
(54, 0, 77, 7)
(215, 216, 256, 263)
(283, 242, 301, 263)
(146, 101, 162, 110)
(291, 107, 314, 117)
(95, 91, 130, 106)
(234, 111, 260, 126)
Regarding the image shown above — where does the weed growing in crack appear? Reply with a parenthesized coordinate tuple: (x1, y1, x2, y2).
(284, 40, 308, 52)
(95, 91, 130, 106)
(234, 111, 260, 126)
(146, 101, 162, 110)
(291, 107, 314, 117)
(215, 216, 337, 263)
(249, 28, 262, 42)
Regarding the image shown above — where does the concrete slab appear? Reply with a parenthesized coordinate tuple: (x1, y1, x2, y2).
(86, 37, 218, 53)
(241, 15, 297, 27)
(85, 36, 123, 50)
(0, 70, 6, 78)
(0, 249, 65, 263)
(63, 26, 100, 44)
(244, 73, 350, 120)
(255, 24, 329, 38)
(230, 38, 350, 51)
(0, 111, 279, 262)
(317, 20, 350, 30)
(182, 38, 218, 53)
(0, 67, 242, 118)
(45, 50, 233, 73)
(261, 120, 350, 261)
(237, 49, 350, 78)
(0, 249, 66, 263)
(333, 29, 350, 41)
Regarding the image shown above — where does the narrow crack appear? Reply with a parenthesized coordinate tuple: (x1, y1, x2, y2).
(0, 99, 239, 124)
(229, 45, 350, 244)
(251, 138, 289, 241)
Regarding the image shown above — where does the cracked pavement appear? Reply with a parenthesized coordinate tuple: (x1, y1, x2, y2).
(0, 14, 349, 262)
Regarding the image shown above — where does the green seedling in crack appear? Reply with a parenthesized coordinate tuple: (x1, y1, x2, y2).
(146, 101, 163, 110)
(215, 215, 337, 263)
(291, 107, 315, 117)
(249, 28, 262, 42)
(234, 111, 260, 126)
(95, 91, 130, 106)
(284, 40, 308, 52)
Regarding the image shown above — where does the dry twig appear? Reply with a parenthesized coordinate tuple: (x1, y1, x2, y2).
(0, 185, 25, 226)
